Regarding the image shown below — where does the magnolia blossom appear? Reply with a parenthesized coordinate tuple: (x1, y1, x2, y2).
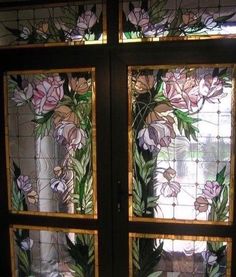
(202, 181, 221, 199)
(75, 10, 98, 35)
(163, 167, 176, 182)
(199, 75, 224, 103)
(55, 121, 87, 150)
(17, 175, 32, 192)
(182, 12, 198, 26)
(160, 181, 181, 197)
(53, 105, 79, 126)
(202, 250, 218, 266)
(12, 83, 33, 106)
(36, 21, 49, 39)
(127, 7, 149, 29)
(138, 120, 176, 152)
(69, 77, 91, 94)
(194, 196, 209, 212)
(50, 177, 67, 193)
(162, 69, 200, 111)
(20, 26, 31, 39)
(20, 237, 33, 251)
(134, 74, 156, 94)
(27, 190, 39, 204)
(32, 75, 64, 114)
(201, 13, 218, 30)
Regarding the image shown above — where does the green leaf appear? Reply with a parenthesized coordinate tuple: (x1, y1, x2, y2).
(69, 263, 84, 276)
(147, 271, 163, 277)
(18, 249, 30, 274)
(32, 111, 54, 124)
(216, 166, 226, 185)
(174, 109, 200, 141)
(214, 13, 236, 24)
(209, 264, 220, 277)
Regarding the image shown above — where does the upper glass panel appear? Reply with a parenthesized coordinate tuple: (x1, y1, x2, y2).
(10, 225, 98, 277)
(5, 68, 97, 217)
(120, 0, 236, 43)
(128, 65, 235, 224)
(0, 1, 106, 47)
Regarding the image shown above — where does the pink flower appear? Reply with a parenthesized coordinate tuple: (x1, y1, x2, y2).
(17, 175, 32, 192)
(162, 69, 200, 111)
(55, 121, 87, 151)
(127, 8, 149, 29)
(199, 75, 224, 103)
(32, 75, 64, 114)
(12, 82, 33, 106)
(76, 10, 97, 35)
(202, 181, 221, 199)
(194, 196, 209, 212)
(138, 119, 176, 152)
(160, 181, 181, 197)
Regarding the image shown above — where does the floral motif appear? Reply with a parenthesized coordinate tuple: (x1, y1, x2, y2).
(55, 121, 87, 151)
(202, 250, 218, 266)
(20, 237, 33, 251)
(27, 190, 39, 204)
(202, 181, 221, 199)
(160, 181, 181, 198)
(127, 8, 149, 30)
(17, 175, 32, 192)
(50, 177, 67, 193)
(12, 82, 33, 106)
(162, 69, 200, 111)
(32, 75, 64, 114)
(199, 75, 224, 103)
(133, 74, 156, 94)
(53, 105, 79, 126)
(138, 119, 176, 152)
(194, 196, 209, 212)
(69, 77, 91, 94)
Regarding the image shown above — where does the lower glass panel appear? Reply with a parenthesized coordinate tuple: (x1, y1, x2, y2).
(10, 225, 98, 277)
(129, 233, 231, 277)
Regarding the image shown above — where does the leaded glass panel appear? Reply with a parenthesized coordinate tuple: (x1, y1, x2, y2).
(10, 226, 98, 277)
(5, 69, 97, 217)
(0, 1, 106, 47)
(128, 65, 235, 223)
(120, 0, 236, 43)
(129, 233, 231, 277)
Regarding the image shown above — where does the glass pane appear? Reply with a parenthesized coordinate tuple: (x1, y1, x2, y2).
(128, 65, 234, 223)
(10, 226, 98, 277)
(129, 233, 231, 277)
(120, 0, 236, 43)
(6, 69, 97, 217)
(0, 1, 106, 47)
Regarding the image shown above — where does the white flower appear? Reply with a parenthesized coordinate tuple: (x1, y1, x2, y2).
(12, 83, 33, 106)
(202, 250, 218, 266)
(160, 181, 181, 197)
(20, 26, 31, 40)
(50, 177, 67, 193)
(20, 237, 33, 251)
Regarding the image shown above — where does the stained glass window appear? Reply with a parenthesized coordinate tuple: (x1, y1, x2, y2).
(5, 68, 97, 217)
(0, 1, 106, 47)
(120, 0, 236, 43)
(10, 226, 98, 276)
(129, 233, 232, 276)
(128, 65, 235, 223)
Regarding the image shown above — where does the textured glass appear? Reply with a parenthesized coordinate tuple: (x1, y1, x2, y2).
(120, 0, 236, 42)
(10, 226, 98, 277)
(129, 66, 234, 223)
(0, 1, 106, 47)
(6, 69, 97, 216)
(129, 233, 231, 277)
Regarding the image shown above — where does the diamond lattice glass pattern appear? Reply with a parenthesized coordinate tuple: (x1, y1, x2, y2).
(10, 226, 98, 277)
(0, 1, 106, 47)
(129, 65, 234, 223)
(120, 0, 236, 42)
(6, 69, 97, 217)
(129, 233, 231, 277)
